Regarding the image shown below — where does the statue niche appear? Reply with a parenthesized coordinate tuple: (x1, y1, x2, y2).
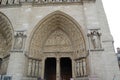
(88, 29, 102, 49)
(13, 31, 26, 51)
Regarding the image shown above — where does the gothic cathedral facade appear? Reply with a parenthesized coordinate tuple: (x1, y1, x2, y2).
(0, 0, 120, 80)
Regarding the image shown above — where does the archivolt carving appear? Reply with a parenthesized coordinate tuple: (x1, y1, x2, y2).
(0, 12, 13, 75)
(0, 12, 13, 57)
(29, 11, 86, 59)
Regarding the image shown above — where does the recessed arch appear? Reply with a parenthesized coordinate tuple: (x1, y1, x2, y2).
(0, 12, 14, 57)
(29, 11, 86, 59)
(0, 12, 14, 75)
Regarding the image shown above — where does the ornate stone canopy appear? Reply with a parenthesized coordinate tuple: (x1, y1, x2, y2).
(0, 12, 13, 57)
(29, 11, 86, 59)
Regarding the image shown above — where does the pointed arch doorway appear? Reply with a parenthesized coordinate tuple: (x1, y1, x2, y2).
(28, 11, 87, 80)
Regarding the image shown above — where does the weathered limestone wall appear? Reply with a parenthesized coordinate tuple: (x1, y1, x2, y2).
(0, 5, 86, 32)
(0, 4, 89, 52)
(0, 0, 120, 80)
(95, 0, 120, 80)
(7, 52, 26, 80)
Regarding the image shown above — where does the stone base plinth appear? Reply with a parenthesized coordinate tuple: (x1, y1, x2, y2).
(22, 77, 37, 80)
(75, 75, 99, 80)
(75, 77, 88, 80)
(88, 75, 99, 80)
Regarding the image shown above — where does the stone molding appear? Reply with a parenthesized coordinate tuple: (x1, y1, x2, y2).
(29, 11, 86, 59)
(0, 0, 96, 7)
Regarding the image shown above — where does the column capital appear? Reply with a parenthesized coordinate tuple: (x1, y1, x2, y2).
(56, 57, 60, 60)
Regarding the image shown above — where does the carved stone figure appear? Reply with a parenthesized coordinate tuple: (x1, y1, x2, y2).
(14, 0, 19, 4)
(80, 60, 83, 76)
(83, 59, 87, 76)
(1, 0, 7, 5)
(14, 33, 23, 50)
(13, 31, 26, 50)
(8, 0, 14, 4)
(91, 31, 101, 49)
(76, 61, 80, 76)
(88, 30, 101, 49)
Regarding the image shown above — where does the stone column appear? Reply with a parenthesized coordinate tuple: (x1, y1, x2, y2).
(41, 58, 45, 79)
(56, 58, 60, 80)
(7, 31, 27, 80)
(72, 59, 75, 78)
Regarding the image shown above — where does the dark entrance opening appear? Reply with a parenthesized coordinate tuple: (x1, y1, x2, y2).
(44, 58, 56, 80)
(60, 58, 72, 80)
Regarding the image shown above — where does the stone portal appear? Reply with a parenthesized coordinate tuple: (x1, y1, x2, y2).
(28, 11, 87, 80)
(0, 0, 120, 79)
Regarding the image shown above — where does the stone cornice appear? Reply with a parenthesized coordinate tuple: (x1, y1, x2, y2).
(0, 0, 96, 8)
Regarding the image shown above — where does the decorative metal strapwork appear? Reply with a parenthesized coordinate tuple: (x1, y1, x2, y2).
(0, 0, 95, 7)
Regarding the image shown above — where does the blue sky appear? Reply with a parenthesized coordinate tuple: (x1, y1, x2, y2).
(102, 0, 120, 52)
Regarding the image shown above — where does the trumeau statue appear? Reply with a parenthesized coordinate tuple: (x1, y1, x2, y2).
(13, 31, 26, 50)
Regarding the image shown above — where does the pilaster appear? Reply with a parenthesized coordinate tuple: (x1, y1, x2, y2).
(7, 31, 27, 80)
(56, 58, 60, 80)
(41, 58, 45, 79)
